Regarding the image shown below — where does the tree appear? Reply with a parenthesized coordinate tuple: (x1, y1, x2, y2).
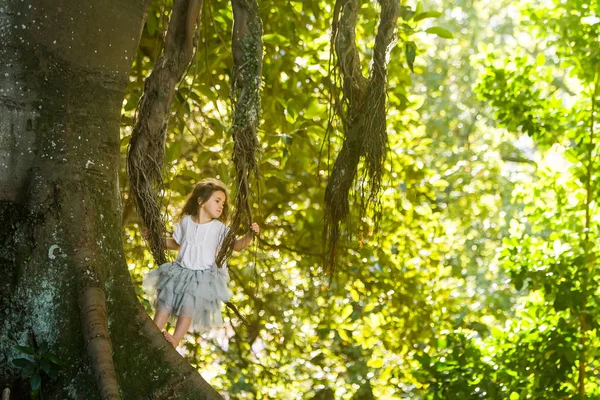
(0, 0, 221, 398)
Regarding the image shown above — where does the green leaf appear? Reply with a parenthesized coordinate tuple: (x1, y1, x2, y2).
(262, 33, 289, 46)
(554, 291, 568, 311)
(30, 372, 41, 391)
(437, 337, 447, 349)
(15, 345, 35, 355)
(340, 304, 353, 320)
(405, 41, 417, 73)
(40, 357, 51, 374)
(38, 342, 48, 354)
(338, 329, 351, 341)
(180, 169, 202, 181)
(513, 275, 524, 291)
(146, 12, 157, 36)
(425, 27, 454, 39)
(414, 11, 443, 22)
(567, 348, 578, 365)
(13, 358, 35, 368)
(415, 353, 431, 367)
(415, 1, 424, 17)
(276, 97, 288, 109)
(367, 358, 384, 368)
(287, 98, 298, 120)
(303, 102, 326, 120)
(166, 139, 182, 161)
(21, 363, 35, 378)
(45, 354, 63, 366)
(536, 53, 546, 66)
(280, 134, 293, 146)
(284, 111, 296, 124)
(399, 6, 415, 21)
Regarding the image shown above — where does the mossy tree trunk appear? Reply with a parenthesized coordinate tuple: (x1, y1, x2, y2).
(0, 0, 221, 398)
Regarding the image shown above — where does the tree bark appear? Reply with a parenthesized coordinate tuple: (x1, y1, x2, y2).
(0, 0, 221, 398)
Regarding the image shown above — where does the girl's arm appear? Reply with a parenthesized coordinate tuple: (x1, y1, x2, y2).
(233, 223, 260, 252)
(142, 229, 180, 251)
(165, 238, 180, 251)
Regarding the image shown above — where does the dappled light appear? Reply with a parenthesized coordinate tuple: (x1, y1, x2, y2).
(119, 0, 600, 398)
(2, 0, 599, 398)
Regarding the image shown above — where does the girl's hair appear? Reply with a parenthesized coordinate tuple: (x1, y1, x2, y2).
(179, 178, 229, 222)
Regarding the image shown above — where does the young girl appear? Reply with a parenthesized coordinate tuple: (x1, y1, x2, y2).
(143, 178, 259, 347)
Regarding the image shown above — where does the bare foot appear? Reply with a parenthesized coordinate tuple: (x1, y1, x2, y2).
(162, 331, 176, 347)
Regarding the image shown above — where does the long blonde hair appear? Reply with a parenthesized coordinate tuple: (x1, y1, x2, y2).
(179, 178, 229, 222)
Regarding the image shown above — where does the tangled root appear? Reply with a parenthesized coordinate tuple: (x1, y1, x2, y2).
(216, 0, 263, 268)
(127, 0, 203, 266)
(324, 0, 399, 274)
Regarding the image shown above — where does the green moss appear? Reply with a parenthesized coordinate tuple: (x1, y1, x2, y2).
(232, 17, 263, 130)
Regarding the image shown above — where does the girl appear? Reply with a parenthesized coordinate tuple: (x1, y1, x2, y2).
(143, 178, 259, 347)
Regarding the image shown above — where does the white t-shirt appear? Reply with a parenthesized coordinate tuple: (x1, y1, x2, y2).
(173, 215, 229, 270)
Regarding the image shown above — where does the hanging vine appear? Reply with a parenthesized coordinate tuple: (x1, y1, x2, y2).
(324, 0, 400, 273)
(215, 0, 263, 268)
(127, 0, 203, 266)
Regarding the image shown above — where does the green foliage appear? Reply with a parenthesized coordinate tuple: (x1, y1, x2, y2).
(120, 0, 600, 398)
(415, 0, 600, 398)
(476, 55, 567, 147)
(12, 343, 62, 399)
(415, 332, 501, 399)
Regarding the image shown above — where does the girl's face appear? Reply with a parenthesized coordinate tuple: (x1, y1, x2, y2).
(200, 190, 226, 219)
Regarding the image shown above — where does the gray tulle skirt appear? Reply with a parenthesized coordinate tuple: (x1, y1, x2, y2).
(142, 262, 232, 332)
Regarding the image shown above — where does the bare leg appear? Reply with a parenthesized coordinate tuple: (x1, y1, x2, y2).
(153, 309, 170, 331)
(162, 331, 176, 346)
(171, 316, 192, 347)
(153, 309, 177, 345)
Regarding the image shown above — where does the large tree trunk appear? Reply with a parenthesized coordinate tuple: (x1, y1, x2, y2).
(0, 1, 221, 398)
